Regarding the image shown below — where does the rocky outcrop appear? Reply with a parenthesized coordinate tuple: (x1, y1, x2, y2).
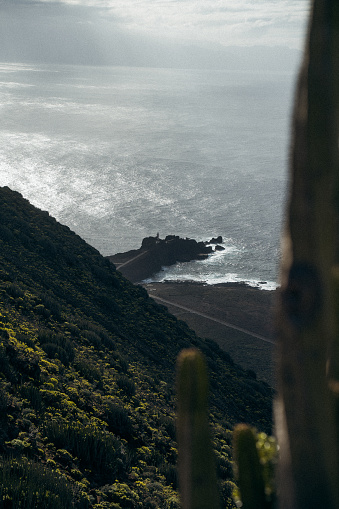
(107, 235, 223, 283)
(209, 236, 223, 244)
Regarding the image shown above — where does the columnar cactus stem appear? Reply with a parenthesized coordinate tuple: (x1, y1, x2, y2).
(276, 0, 339, 508)
(233, 424, 267, 509)
(176, 348, 220, 509)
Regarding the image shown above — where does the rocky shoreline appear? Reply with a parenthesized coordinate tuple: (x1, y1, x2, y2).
(107, 234, 225, 283)
(107, 236, 276, 385)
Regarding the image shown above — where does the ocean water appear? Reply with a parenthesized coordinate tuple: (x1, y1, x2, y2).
(0, 62, 296, 289)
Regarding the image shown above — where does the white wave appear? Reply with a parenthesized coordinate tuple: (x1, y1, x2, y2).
(0, 81, 35, 89)
(146, 268, 278, 290)
(204, 274, 278, 290)
(0, 63, 35, 73)
(143, 243, 278, 290)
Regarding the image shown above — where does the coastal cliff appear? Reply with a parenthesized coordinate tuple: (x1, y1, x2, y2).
(107, 234, 224, 283)
(0, 186, 273, 507)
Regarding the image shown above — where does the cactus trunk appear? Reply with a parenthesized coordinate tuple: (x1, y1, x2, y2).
(176, 348, 220, 509)
(276, 0, 339, 508)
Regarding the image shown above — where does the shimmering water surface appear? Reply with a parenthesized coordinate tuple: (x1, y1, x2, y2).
(0, 62, 295, 288)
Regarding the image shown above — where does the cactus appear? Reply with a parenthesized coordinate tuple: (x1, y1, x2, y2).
(177, 1, 339, 508)
(233, 426, 278, 509)
(176, 348, 220, 509)
(275, 0, 339, 507)
(234, 0, 339, 507)
(235, 0, 339, 508)
(233, 425, 267, 509)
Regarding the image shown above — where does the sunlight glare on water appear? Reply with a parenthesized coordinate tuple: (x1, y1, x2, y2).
(0, 63, 293, 287)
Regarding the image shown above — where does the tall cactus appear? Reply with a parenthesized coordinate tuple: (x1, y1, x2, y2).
(233, 425, 267, 509)
(234, 0, 339, 507)
(176, 348, 220, 509)
(276, 0, 339, 507)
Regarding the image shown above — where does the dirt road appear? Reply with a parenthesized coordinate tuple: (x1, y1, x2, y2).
(144, 282, 276, 386)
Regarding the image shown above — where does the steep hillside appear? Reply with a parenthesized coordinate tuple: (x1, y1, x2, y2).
(0, 186, 273, 508)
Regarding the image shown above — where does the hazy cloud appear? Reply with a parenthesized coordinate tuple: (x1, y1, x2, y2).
(84, 0, 310, 48)
(0, 0, 309, 66)
(1, 0, 309, 46)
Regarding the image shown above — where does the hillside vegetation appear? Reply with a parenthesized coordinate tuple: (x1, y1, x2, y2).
(0, 186, 272, 508)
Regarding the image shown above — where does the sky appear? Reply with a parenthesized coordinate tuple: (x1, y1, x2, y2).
(0, 0, 310, 68)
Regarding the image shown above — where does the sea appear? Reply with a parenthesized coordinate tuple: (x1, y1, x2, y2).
(0, 62, 297, 290)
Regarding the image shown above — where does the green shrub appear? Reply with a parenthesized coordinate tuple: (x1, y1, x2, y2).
(98, 331, 116, 351)
(0, 329, 9, 340)
(97, 295, 120, 315)
(81, 330, 102, 349)
(40, 237, 57, 257)
(16, 333, 36, 349)
(6, 283, 24, 299)
(0, 224, 14, 242)
(34, 304, 51, 319)
(65, 323, 80, 337)
(116, 376, 135, 397)
(75, 358, 102, 383)
(4, 342, 40, 381)
(19, 384, 44, 412)
(38, 331, 74, 366)
(0, 346, 16, 383)
(216, 455, 233, 480)
(114, 355, 129, 374)
(43, 421, 122, 481)
(0, 457, 89, 508)
(40, 293, 62, 320)
(104, 483, 139, 508)
(41, 343, 70, 366)
(158, 415, 176, 441)
(56, 448, 74, 466)
(105, 402, 133, 438)
(158, 462, 178, 489)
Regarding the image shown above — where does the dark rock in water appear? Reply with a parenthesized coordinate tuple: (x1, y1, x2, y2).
(215, 245, 225, 251)
(209, 236, 223, 244)
(107, 235, 218, 283)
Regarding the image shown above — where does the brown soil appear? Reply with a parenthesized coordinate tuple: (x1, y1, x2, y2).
(143, 281, 277, 386)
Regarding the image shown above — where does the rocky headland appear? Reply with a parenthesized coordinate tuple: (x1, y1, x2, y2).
(107, 234, 224, 283)
(108, 235, 276, 385)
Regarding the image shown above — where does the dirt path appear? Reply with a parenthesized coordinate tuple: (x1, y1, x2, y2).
(114, 250, 149, 269)
(144, 282, 276, 386)
(151, 295, 275, 344)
